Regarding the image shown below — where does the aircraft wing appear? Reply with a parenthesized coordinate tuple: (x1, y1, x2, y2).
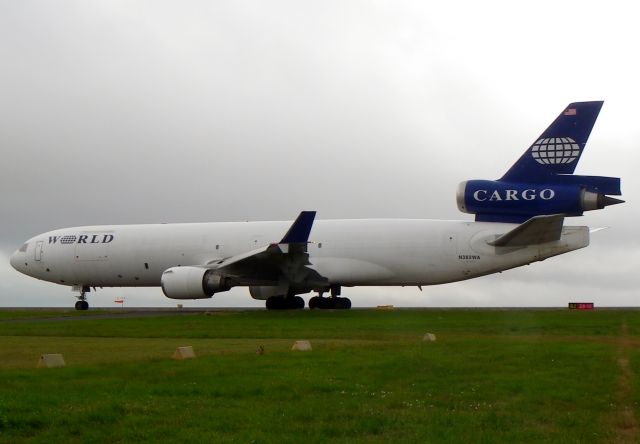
(488, 214, 565, 247)
(205, 211, 321, 285)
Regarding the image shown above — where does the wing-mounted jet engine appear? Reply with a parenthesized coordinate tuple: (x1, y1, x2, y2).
(456, 101, 623, 223)
(160, 211, 322, 309)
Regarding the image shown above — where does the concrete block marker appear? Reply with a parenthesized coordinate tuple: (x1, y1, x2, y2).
(173, 346, 196, 360)
(423, 333, 437, 342)
(37, 354, 66, 368)
(291, 340, 312, 351)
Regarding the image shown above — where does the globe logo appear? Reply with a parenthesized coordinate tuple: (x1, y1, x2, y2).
(531, 137, 580, 165)
(60, 235, 77, 244)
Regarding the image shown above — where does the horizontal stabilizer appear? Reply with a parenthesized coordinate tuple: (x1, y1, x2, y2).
(488, 214, 565, 247)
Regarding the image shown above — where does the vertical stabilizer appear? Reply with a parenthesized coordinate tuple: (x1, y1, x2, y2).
(501, 101, 603, 182)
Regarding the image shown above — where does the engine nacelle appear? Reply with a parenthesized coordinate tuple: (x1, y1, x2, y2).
(457, 180, 622, 222)
(161, 266, 232, 299)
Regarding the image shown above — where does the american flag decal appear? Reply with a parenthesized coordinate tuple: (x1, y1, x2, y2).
(563, 108, 577, 116)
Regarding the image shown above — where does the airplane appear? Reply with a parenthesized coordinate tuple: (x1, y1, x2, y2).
(9, 101, 623, 310)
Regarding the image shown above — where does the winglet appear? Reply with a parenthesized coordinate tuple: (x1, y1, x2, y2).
(280, 211, 316, 244)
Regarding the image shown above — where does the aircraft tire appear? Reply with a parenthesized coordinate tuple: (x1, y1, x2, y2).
(319, 297, 335, 310)
(81, 300, 89, 310)
(266, 296, 282, 310)
(323, 298, 335, 309)
(309, 297, 351, 310)
(327, 297, 351, 310)
(75, 301, 82, 310)
(266, 296, 303, 310)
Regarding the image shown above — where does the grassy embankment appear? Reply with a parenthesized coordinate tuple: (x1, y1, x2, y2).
(0, 309, 638, 443)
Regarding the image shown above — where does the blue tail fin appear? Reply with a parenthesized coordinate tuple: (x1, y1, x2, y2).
(457, 101, 623, 223)
(501, 101, 603, 182)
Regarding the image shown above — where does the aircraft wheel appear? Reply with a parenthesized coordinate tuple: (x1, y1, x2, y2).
(310, 297, 334, 309)
(81, 300, 89, 310)
(266, 296, 305, 310)
(266, 296, 290, 310)
(266, 296, 282, 310)
(322, 297, 351, 310)
(75, 301, 82, 310)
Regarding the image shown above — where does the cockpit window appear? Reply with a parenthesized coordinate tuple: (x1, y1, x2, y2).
(18, 243, 28, 252)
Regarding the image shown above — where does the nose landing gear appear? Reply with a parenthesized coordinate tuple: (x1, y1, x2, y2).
(74, 285, 90, 311)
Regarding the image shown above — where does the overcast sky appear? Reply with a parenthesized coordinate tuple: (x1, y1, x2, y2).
(1, 0, 637, 308)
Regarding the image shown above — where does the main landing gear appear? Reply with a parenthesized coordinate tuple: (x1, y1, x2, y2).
(263, 286, 352, 310)
(74, 285, 90, 311)
(309, 286, 351, 310)
(265, 295, 305, 310)
(309, 296, 351, 309)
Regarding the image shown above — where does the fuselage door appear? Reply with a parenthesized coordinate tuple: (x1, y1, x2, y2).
(34, 241, 43, 261)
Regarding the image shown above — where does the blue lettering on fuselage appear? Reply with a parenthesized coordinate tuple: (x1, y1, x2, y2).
(47, 234, 114, 244)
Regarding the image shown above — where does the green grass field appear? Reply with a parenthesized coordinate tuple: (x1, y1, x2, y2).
(0, 308, 638, 443)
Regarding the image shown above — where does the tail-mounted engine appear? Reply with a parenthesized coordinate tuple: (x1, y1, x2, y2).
(456, 101, 624, 223)
(457, 176, 623, 223)
(161, 266, 233, 299)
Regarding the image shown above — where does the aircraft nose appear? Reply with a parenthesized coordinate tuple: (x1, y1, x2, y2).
(9, 248, 23, 272)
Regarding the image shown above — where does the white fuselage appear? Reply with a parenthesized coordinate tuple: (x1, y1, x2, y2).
(10, 219, 589, 296)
